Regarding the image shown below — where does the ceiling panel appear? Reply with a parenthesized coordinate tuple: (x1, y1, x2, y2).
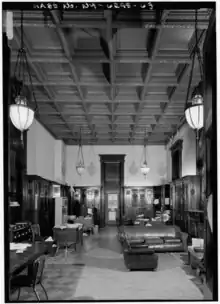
(10, 7, 212, 145)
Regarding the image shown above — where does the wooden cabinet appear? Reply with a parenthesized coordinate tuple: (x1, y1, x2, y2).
(123, 185, 171, 220)
(124, 187, 155, 219)
(124, 187, 154, 217)
(182, 176, 201, 211)
(170, 175, 202, 236)
(72, 187, 101, 217)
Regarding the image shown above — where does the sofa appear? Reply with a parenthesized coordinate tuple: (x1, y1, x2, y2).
(120, 222, 188, 252)
(122, 234, 158, 271)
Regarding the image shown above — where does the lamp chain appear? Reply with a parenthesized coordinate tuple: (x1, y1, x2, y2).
(21, 10, 24, 49)
(195, 9, 203, 79)
(24, 50, 38, 112)
(144, 129, 147, 162)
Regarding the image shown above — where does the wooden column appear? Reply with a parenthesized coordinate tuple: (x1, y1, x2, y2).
(3, 31, 11, 302)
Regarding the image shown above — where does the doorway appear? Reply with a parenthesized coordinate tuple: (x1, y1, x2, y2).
(100, 155, 125, 227)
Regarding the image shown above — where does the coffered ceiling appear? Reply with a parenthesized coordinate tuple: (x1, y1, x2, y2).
(9, 8, 212, 145)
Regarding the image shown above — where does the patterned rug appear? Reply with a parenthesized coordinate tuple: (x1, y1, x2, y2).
(74, 266, 203, 300)
(10, 229, 204, 301)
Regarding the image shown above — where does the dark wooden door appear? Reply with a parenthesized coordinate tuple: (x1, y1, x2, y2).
(100, 155, 125, 227)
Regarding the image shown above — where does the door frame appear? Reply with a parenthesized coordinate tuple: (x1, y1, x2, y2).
(100, 154, 125, 227)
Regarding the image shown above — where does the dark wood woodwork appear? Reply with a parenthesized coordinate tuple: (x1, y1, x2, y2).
(23, 175, 71, 237)
(203, 9, 217, 299)
(71, 187, 101, 219)
(100, 155, 125, 227)
(4, 32, 11, 303)
(124, 186, 155, 218)
(170, 175, 202, 237)
(153, 186, 162, 215)
(170, 139, 183, 180)
(123, 185, 171, 220)
(8, 98, 28, 223)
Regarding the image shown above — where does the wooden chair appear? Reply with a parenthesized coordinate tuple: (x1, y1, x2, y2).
(53, 227, 78, 258)
(10, 255, 48, 301)
(31, 224, 44, 242)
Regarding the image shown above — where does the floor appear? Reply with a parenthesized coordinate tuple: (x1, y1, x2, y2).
(10, 227, 204, 301)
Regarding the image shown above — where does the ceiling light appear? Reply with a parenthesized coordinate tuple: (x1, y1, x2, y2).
(184, 10, 204, 131)
(76, 128, 85, 176)
(9, 11, 38, 142)
(140, 131, 150, 178)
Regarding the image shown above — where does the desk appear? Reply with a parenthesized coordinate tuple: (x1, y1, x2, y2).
(10, 242, 47, 276)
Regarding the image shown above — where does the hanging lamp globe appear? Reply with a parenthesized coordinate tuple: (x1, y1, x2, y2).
(185, 93, 204, 130)
(184, 10, 204, 131)
(140, 161, 150, 177)
(9, 95, 35, 135)
(76, 162, 85, 176)
(10, 11, 38, 141)
(76, 128, 85, 176)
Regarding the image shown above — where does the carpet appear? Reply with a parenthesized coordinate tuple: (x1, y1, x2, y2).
(10, 228, 204, 301)
(74, 265, 203, 300)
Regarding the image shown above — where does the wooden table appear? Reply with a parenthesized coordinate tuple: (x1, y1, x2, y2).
(10, 242, 47, 276)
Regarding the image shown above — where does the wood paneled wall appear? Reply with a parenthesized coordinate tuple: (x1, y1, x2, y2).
(70, 187, 101, 217)
(203, 10, 217, 299)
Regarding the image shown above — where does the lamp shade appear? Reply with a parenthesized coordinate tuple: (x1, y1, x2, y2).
(9, 96, 34, 131)
(140, 162, 150, 176)
(185, 94, 204, 130)
(76, 163, 85, 176)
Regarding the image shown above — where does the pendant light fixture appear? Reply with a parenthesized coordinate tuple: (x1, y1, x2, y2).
(140, 130, 150, 178)
(9, 10, 38, 142)
(184, 9, 204, 132)
(76, 128, 85, 176)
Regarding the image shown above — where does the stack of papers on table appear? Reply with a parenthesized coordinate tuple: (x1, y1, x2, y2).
(85, 216, 92, 219)
(54, 225, 67, 230)
(66, 223, 83, 229)
(10, 243, 32, 252)
(45, 237, 53, 242)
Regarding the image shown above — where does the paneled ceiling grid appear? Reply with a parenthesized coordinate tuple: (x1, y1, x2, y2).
(10, 8, 212, 145)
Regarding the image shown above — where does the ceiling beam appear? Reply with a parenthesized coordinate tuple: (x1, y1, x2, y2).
(130, 10, 168, 141)
(49, 10, 96, 138)
(64, 139, 167, 146)
(13, 30, 77, 141)
(13, 20, 210, 30)
(11, 54, 193, 64)
(104, 10, 115, 141)
(141, 13, 169, 99)
(27, 81, 194, 88)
